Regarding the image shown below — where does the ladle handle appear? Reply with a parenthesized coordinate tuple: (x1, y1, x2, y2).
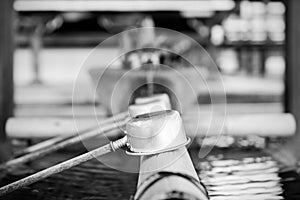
(0, 136, 128, 196)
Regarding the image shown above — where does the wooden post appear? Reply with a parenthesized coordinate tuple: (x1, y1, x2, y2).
(0, 0, 14, 162)
(271, 0, 300, 166)
(285, 0, 300, 119)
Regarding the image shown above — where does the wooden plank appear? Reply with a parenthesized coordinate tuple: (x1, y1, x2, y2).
(13, 75, 282, 107)
(0, 0, 14, 162)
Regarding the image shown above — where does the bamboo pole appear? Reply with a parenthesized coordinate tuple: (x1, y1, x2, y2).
(14, 135, 71, 156)
(13, 112, 128, 156)
(0, 136, 128, 196)
(184, 113, 296, 137)
(6, 112, 128, 138)
(0, 117, 129, 170)
(6, 113, 296, 138)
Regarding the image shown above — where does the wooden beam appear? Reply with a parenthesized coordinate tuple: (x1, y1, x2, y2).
(0, 0, 14, 162)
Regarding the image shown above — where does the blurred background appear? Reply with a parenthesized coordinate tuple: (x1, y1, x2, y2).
(10, 0, 289, 151)
(13, 0, 285, 111)
(7, 0, 288, 135)
(1, 0, 300, 199)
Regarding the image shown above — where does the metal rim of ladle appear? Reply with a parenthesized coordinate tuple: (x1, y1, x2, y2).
(125, 137, 191, 156)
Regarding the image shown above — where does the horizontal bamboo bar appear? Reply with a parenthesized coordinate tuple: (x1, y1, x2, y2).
(184, 113, 296, 137)
(6, 112, 128, 138)
(6, 113, 296, 138)
(6, 118, 94, 138)
(13, 112, 128, 156)
(0, 118, 128, 170)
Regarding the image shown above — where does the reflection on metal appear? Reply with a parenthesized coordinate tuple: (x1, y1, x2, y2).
(131, 110, 209, 200)
(126, 110, 188, 155)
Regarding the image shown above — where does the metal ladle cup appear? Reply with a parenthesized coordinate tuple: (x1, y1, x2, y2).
(126, 110, 189, 155)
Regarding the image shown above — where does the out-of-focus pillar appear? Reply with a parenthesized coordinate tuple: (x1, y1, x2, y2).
(31, 24, 43, 84)
(285, 1, 300, 120)
(0, 0, 14, 161)
(281, 0, 300, 164)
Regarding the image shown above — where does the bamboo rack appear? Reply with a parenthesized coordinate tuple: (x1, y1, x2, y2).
(0, 113, 129, 170)
(6, 113, 296, 138)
